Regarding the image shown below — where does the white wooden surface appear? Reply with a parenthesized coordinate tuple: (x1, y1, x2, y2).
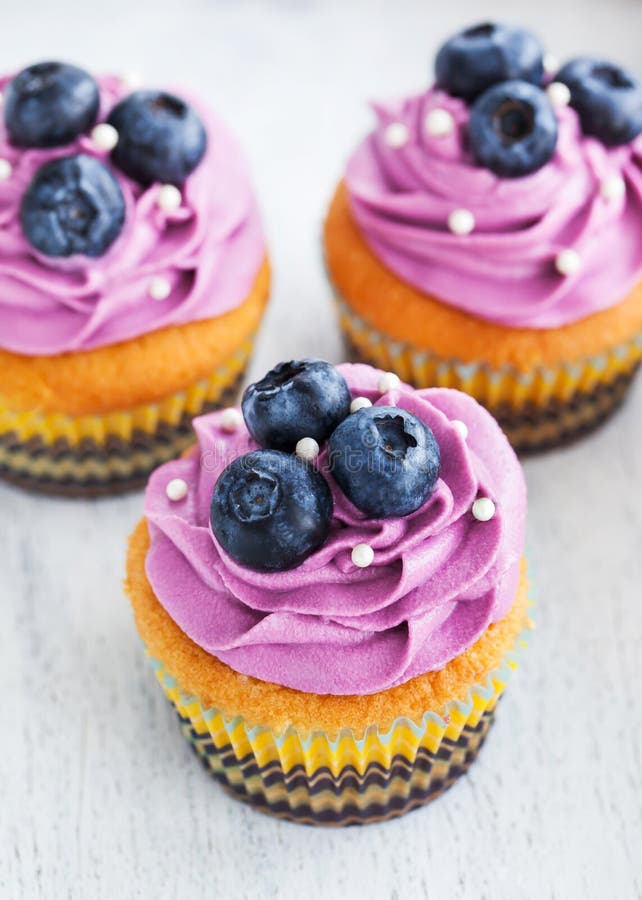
(2, 1, 642, 897)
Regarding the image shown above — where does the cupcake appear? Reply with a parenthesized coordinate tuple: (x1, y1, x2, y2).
(324, 22, 642, 452)
(0, 61, 269, 496)
(125, 360, 530, 826)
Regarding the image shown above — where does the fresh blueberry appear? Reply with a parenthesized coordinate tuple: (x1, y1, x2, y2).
(108, 90, 207, 186)
(435, 22, 544, 102)
(242, 360, 352, 453)
(328, 406, 440, 518)
(21, 154, 125, 258)
(556, 57, 642, 146)
(4, 61, 99, 148)
(211, 449, 333, 572)
(468, 80, 558, 177)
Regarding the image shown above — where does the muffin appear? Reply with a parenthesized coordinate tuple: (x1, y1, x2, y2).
(125, 360, 530, 826)
(324, 22, 642, 451)
(0, 61, 269, 496)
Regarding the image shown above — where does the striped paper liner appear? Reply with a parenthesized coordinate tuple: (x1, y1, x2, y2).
(0, 339, 253, 495)
(336, 295, 642, 451)
(147, 619, 530, 826)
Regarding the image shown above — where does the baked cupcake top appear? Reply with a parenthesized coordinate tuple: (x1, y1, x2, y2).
(0, 62, 264, 356)
(144, 361, 526, 696)
(344, 23, 642, 329)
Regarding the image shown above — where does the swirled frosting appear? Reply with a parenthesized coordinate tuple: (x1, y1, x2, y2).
(0, 74, 265, 356)
(144, 364, 526, 696)
(345, 88, 642, 328)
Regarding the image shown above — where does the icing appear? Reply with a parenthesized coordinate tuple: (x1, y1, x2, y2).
(144, 364, 527, 695)
(0, 73, 265, 356)
(345, 88, 642, 328)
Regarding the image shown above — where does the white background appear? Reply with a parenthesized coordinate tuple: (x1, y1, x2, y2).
(2, 1, 642, 898)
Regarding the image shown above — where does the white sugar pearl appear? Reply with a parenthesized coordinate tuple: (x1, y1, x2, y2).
(220, 408, 243, 433)
(0, 159, 12, 181)
(91, 123, 119, 151)
(425, 107, 455, 137)
(157, 183, 182, 212)
(350, 396, 373, 413)
(149, 276, 172, 300)
(543, 53, 560, 76)
(352, 543, 375, 568)
(384, 122, 409, 148)
(600, 174, 626, 202)
(166, 478, 188, 501)
(472, 497, 495, 521)
(295, 437, 320, 462)
(378, 371, 401, 392)
(451, 419, 468, 439)
(555, 248, 581, 277)
(546, 81, 571, 108)
(121, 71, 143, 90)
(448, 208, 475, 236)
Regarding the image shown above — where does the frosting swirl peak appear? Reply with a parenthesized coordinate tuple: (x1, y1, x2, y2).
(346, 88, 642, 328)
(0, 74, 265, 356)
(144, 364, 526, 695)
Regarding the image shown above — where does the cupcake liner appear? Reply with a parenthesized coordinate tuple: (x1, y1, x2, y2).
(147, 624, 529, 827)
(0, 338, 253, 496)
(336, 295, 642, 452)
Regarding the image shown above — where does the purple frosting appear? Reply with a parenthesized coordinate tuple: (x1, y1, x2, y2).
(0, 74, 265, 356)
(144, 364, 526, 696)
(346, 88, 642, 329)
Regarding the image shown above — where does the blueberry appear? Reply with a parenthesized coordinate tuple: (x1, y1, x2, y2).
(21, 154, 125, 258)
(4, 61, 99, 148)
(435, 22, 544, 102)
(211, 449, 333, 572)
(468, 80, 558, 177)
(108, 90, 207, 186)
(556, 58, 642, 146)
(242, 360, 352, 452)
(328, 406, 440, 518)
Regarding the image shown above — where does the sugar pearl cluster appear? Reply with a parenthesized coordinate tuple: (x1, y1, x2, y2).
(450, 419, 495, 521)
(167, 369, 413, 567)
(165, 372, 496, 572)
(145, 186, 183, 300)
(165, 405, 244, 501)
(349, 371, 399, 418)
(384, 107, 456, 147)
